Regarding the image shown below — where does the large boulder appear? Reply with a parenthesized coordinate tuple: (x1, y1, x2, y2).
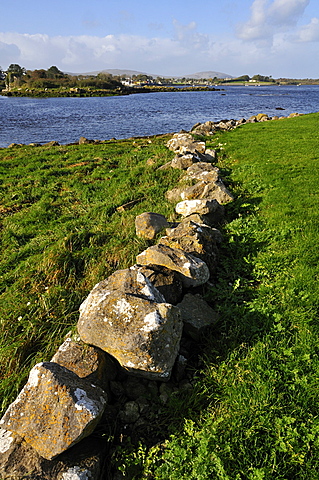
(77, 268, 182, 381)
(136, 244, 210, 287)
(135, 212, 169, 240)
(0, 362, 107, 460)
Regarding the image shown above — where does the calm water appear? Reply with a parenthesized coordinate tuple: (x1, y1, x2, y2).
(0, 85, 318, 148)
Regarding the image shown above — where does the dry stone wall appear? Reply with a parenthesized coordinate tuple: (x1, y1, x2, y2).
(0, 113, 301, 479)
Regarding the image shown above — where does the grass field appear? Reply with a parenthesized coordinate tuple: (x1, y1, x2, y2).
(136, 113, 319, 479)
(1, 113, 319, 479)
(0, 136, 180, 412)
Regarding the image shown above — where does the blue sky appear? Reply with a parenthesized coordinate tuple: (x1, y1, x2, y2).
(0, 0, 318, 77)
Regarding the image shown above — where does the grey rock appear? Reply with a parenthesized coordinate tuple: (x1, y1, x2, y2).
(0, 362, 107, 460)
(136, 243, 210, 288)
(78, 269, 182, 380)
(176, 199, 222, 217)
(177, 293, 219, 340)
(135, 212, 169, 240)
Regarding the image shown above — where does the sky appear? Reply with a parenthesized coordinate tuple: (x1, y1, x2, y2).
(0, 0, 318, 78)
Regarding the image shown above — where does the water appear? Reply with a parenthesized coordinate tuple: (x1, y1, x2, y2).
(0, 85, 318, 148)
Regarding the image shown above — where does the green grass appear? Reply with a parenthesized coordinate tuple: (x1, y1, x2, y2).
(0, 136, 180, 411)
(133, 113, 319, 479)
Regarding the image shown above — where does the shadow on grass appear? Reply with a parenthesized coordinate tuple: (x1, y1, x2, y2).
(101, 192, 277, 479)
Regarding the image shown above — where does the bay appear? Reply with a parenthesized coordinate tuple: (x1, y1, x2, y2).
(0, 85, 318, 148)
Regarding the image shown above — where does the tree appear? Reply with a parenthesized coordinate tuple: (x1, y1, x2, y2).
(46, 66, 65, 79)
(6, 64, 26, 88)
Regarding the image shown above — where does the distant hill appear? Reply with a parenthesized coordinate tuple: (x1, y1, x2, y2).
(181, 71, 234, 79)
(66, 69, 234, 79)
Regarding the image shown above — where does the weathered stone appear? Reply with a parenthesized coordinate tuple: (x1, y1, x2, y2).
(166, 133, 205, 154)
(44, 140, 60, 147)
(77, 269, 182, 380)
(165, 186, 185, 203)
(181, 206, 225, 226)
(100, 267, 166, 303)
(0, 430, 105, 480)
(191, 121, 215, 135)
(199, 180, 235, 204)
(177, 293, 219, 340)
(176, 199, 221, 217)
(132, 264, 183, 305)
(180, 180, 209, 200)
(78, 136, 94, 145)
(186, 162, 220, 183)
(135, 212, 169, 240)
(0, 362, 107, 460)
(180, 179, 234, 204)
(51, 335, 117, 390)
(204, 148, 218, 162)
(159, 220, 222, 273)
(136, 244, 210, 287)
(256, 113, 269, 121)
(171, 153, 198, 169)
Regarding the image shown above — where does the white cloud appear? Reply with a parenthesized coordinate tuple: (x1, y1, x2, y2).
(297, 17, 319, 41)
(0, 7, 317, 79)
(237, 0, 310, 41)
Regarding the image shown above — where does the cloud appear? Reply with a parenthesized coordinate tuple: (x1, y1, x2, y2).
(237, 0, 310, 41)
(0, 10, 317, 79)
(0, 41, 21, 68)
(297, 17, 319, 41)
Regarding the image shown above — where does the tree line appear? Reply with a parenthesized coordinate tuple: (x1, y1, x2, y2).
(0, 64, 123, 91)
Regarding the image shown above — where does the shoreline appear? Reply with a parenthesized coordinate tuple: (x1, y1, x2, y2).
(0, 111, 306, 150)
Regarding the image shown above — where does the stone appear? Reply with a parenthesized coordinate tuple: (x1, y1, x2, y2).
(99, 267, 166, 303)
(191, 121, 215, 135)
(176, 199, 222, 217)
(44, 140, 60, 147)
(199, 180, 235, 204)
(136, 244, 210, 287)
(133, 264, 183, 305)
(166, 133, 205, 155)
(177, 293, 219, 340)
(256, 113, 269, 121)
(165, 186, 185, 203)
(51, 334, 117, 390)
(186, 162, 220, 183)
(159, 220, 221, 273)
(135, 212, 169, 240)
(0, 431, 105, 480)
(78, 136, 94, 145)
(181, 209, 225, 227)
(171, 153, 198, 169)
(204, 149, 218, 162)
(0, 362, 107, 460)
(180, 179, 234, 204)
(77, 269, 182, 380)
